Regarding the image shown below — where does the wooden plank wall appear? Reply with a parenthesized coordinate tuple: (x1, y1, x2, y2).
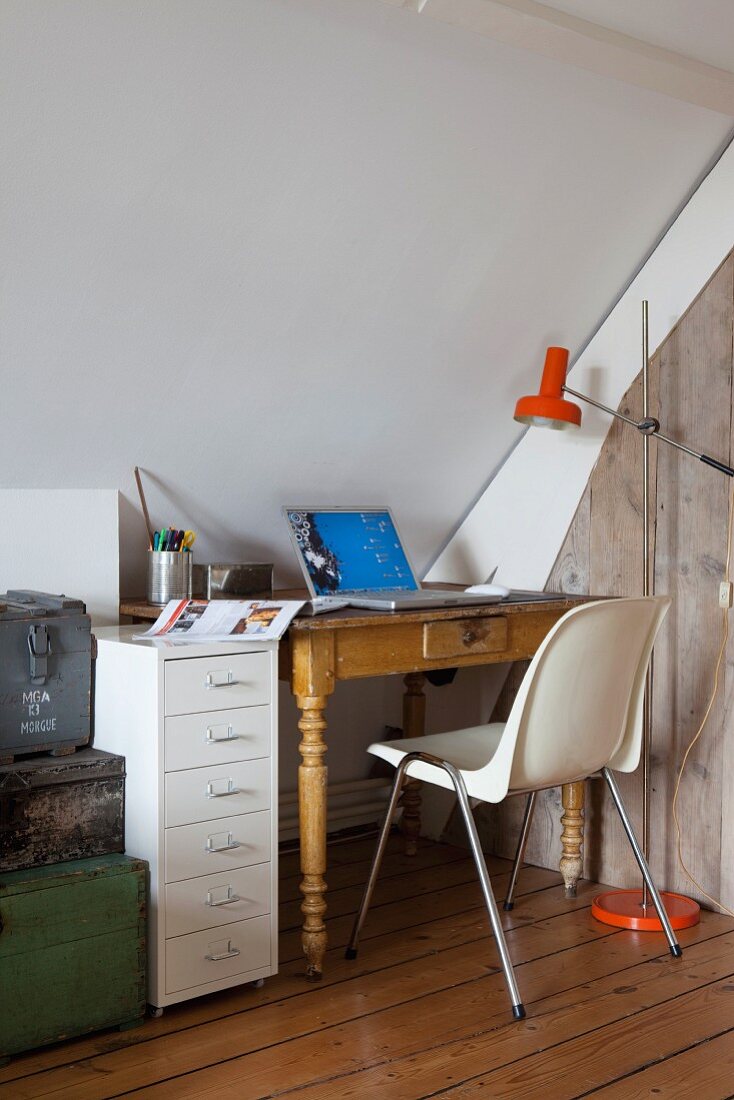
(469, 249, 734, 909)
(651, 251, 734, 906)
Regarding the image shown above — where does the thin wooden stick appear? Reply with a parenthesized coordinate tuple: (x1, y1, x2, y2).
(134, 466, 154, 550)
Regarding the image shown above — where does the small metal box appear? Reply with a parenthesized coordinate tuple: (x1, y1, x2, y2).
(192, 563, 273, 600)
(0, 591, 92, 762)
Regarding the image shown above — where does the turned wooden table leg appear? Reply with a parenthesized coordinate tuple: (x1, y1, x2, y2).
(560, 780, 585, 897)
(400, 671, 426, 856)
(297, 694, 329, 980)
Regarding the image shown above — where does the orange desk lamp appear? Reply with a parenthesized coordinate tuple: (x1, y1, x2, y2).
(515, 309, 734, 932)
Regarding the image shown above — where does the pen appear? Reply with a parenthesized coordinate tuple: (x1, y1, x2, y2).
(152, 527, 194, 551)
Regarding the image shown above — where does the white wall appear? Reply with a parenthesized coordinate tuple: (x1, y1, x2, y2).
(0, 490, 119, 624)
(2, 0, 731, 595)
(430, 137, 734, 589)
(2, 0, 732, 799)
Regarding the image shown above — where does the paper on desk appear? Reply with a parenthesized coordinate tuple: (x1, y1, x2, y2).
(134, 599, 305, 643)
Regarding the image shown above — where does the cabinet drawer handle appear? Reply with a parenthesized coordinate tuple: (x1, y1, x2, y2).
(205, 832, 241, 853)
(206, 886, 241, 908)
(205, 943, 241, 962)
(205, 724, 240, 744)
(205, 671, 239, 689)
(206, 778, 240, 799)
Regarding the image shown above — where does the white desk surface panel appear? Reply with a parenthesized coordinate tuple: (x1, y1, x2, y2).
(94, 627, 278, 1010)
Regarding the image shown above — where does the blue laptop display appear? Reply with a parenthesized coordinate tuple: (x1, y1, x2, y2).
(285, 509, 418, 596)
(284, 506, 508, 611)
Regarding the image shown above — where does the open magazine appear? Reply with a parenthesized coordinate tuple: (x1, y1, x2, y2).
(134, 599, 305, 643)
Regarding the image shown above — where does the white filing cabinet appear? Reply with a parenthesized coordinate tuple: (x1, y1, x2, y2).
(93, 627, 278, 1010)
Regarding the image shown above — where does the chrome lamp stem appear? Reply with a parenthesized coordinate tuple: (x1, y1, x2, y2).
(561, 385, 734, 478)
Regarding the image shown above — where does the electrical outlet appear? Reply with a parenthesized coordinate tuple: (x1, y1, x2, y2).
(719, 581, 733, 609)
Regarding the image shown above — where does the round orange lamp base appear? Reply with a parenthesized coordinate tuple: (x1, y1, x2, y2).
(591, 889, 700, 931)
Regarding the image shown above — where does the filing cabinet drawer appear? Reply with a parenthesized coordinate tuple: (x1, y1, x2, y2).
(165, 914, 271, 994)
(164, 652, 271, 716)
(165, 863, 271, 938)
(164, 706, 271, 772)
(165, 758, 270, 828)
(165, 810, 271, 883)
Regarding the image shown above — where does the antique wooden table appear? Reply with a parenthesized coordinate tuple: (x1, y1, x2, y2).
(120, 592, 586, 980)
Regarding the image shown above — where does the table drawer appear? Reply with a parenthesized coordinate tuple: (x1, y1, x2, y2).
(165, 914, 271, 994)
(165, 706, 271, 772)
(164, 652, 271, 716)
(165, 758, 270, 828)
(422, 616, 508, 660)
(165, 810, 271, 883)
(165, 863, 271, 938)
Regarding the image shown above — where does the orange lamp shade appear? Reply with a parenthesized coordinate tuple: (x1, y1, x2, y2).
(514, 346, 582, 430)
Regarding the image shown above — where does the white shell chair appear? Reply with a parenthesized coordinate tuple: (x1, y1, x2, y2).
(346, 596, 681, 1020)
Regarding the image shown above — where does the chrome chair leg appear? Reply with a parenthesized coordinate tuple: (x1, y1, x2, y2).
(504, 791, 536, 911)
(602, 767, 682, 958)
(345, 757, 409, 959)
(348, 751, 526, 1020)
(450, 763, 525, 1019)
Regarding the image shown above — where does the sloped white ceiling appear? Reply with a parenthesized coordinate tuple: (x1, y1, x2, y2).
(543, 0, 734, 73)
(1, 0, 732, 594)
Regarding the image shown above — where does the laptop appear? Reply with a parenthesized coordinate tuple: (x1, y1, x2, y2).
(283, 507, 504, 611)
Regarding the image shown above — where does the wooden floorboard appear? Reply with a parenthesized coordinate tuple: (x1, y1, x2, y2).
(2, 834, 733, 1100)
(586, 1029, 734, 1098)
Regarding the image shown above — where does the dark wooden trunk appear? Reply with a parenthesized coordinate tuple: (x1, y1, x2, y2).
(0, 748, 124, 872)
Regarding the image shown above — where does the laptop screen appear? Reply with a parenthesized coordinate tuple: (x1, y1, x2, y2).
(285, 509, 419, 596)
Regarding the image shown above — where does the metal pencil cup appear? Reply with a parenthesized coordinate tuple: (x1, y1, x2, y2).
(147, 551, 193, 605)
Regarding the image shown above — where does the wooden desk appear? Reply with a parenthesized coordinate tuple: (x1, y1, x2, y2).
(120, 594, 586, 980)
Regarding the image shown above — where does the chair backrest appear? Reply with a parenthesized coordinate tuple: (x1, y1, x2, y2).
(475, 596, 670, 800)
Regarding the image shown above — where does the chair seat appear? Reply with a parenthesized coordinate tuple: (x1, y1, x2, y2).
(369, 724, 506, 800)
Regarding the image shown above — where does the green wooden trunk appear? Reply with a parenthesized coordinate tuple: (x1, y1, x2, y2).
(0, 854, 147, 1059)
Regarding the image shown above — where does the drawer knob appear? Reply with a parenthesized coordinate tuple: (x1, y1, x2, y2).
(206, 885, 241, 908)
(206, 778, 240, 799)
(462, 630, 477, 645)
(205, 832, 241, 853)
(205, 670, 239, 689)
(205, 941, 241, 962)
(205, 724, 240, 744)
